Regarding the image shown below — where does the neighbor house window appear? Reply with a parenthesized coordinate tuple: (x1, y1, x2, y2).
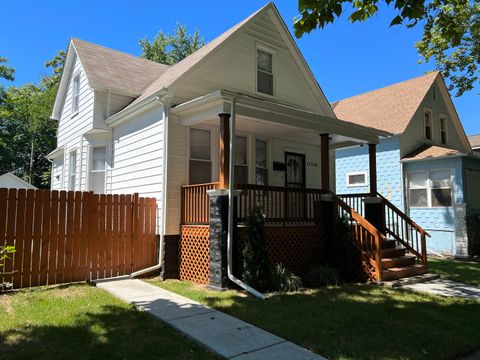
(90, 146, 106, 194)
(424, 110, 432, 140)
(257, 49, 273, 95)
(234, 136, 248, 184)
(408, 170, 452, 208)
(72, 74, 80, 114)
(346, 172, 368, 187)
(189, 128, 211, 184)
(68, 150, 77, 191)
(440, 116, 447, 144)
(255, 139, 268, 185)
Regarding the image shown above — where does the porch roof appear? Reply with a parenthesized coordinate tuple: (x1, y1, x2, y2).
(170, 90, 391, 148)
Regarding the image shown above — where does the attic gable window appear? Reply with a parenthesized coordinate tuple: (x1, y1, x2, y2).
(440, 115, 447, 144)
(424, 110, 432, 140)
(72, 74, 80, 114)
(256, 48, 274, 96)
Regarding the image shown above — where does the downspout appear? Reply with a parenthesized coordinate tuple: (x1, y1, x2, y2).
(226, 97, 266, 300)
(130, 95, 168, 278)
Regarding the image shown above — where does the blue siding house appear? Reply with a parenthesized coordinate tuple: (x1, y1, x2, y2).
(334, 73, 480, 257)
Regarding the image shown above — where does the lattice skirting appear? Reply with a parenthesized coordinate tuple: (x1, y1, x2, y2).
(179, 225, 210, 284)
(234, 225, 325, 277)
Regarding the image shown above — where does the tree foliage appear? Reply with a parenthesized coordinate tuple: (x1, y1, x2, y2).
(0, 51, 64, 188)
(293, 0, 479, 96)
(0, 57, 14, 82)
(139, 23, 204, 65)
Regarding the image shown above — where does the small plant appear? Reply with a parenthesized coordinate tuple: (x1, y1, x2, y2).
(270, 264, 302, 292)
(242, 205, 270, 291)
(1, 243, 15, 290)
(305, 264, 340, 287)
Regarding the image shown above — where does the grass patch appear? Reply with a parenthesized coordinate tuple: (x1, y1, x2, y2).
(150, 279, 480, 360)
(428, 257, 480, 286)
(0, 284, 217, 360)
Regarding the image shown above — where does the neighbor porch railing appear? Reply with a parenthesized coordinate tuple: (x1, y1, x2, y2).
(181, 182, 220, 225)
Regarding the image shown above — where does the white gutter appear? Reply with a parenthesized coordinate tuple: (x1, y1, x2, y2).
(226, 97, 266, 300)
(130, 94, 169, 279)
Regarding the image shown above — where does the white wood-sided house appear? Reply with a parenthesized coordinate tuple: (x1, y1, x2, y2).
(49, 3, 431, 285)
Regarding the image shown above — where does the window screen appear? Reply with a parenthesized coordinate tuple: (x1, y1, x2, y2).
(257, 49, 273, 95)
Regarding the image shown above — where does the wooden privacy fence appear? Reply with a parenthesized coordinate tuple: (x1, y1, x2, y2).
(0, 188, 158, 290)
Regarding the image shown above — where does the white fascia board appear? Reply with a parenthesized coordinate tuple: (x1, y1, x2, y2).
(46, 146, 65, 160)
(401, 154, 466, 163)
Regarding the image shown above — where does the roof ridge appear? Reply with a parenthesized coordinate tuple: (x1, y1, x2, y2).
(71, 37, 169, 69)
(334, 71, 439, 104)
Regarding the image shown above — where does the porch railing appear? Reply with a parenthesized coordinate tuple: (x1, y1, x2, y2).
(235, 184, 325, 225)
(338, 192, 429, 265)
(181, 182, 220, 225)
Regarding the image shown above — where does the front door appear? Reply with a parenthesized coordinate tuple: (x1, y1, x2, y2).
(285, 152, 306, 188)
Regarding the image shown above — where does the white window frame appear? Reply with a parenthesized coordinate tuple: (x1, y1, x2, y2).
(439, 114, 448, 145)
(188, 127, 214, 185)
(254, 137, 269, 185)
(71, 73, 80, 116)
(346, 171, 369, 187)
(68, 150, 77, 191)
(89, 145, 107, 194)
(255, 45, 275, 97)
(424, 108, 433, 141)
(234, 134, 249, 185)
(408, 169, 454, 208)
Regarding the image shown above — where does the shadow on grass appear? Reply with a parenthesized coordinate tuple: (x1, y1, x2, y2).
(429, 258, 480, 286)
(0, 295, 216, 360)
(176, 283, 480, 360)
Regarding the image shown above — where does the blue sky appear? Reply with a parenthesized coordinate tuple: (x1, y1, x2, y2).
(1, 0, 478, 134)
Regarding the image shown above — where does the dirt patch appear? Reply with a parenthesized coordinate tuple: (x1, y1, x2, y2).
(0, 294, 14, 314)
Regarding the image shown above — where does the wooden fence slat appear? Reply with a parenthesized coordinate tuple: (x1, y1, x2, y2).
(30, 190, 43, 287)
(125, 194, 133, 274)
(64, 191, 75, 283)
(150, 198, 157, 266)
(48, 191, 59, 285)
(112, 194, 119, 277)
(56, 191, 67, 284)
(135, 197, 145, 271)
(89, 194, 99, 280)
(12, 189, 26, 288)
(71, 191, 82, 282)
(21, 190, 35, 288)
(39, 190, 51, 286)
(4, 189, 17, 288)
(98, 194, 106, 279)
(105, 195, 113, 278)
(118, 195, 126, 276)
(78, 192, 89, 282)
(0, 189, 7, 287)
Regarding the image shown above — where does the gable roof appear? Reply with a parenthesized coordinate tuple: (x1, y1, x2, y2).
(468, 134, 480, 149)
(332, 72, 439, 134)
(402, 145, 466, 162)
(71, 38, 169, 96)
(0, 173, 37, 189)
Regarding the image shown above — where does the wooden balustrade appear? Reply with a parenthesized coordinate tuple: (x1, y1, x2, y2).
(235, 184, 325, 224)
(181, 182, 220, 225)
(338, 193, 369, 217)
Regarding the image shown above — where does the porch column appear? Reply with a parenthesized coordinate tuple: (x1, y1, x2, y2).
(320, 134, 330, 191)
(368, 143, 377, 195)
(219, 113, 231, 189)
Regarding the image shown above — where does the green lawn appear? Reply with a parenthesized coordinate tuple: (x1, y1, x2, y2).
(150, 279, 480, 360)
(0, 284, 217, 360)
(428, 257, 480, 286)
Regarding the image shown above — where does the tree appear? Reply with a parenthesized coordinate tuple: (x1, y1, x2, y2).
(0, 57, 14, 82)
(293, 0, 479, 96)
(139, 23, 204, 65)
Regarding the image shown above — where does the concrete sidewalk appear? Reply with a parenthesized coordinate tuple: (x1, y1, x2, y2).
(400, 278, 480, 300)
(96, 279, 325, 360)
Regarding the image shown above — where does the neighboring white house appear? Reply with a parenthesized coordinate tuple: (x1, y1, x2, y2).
(0, 173, 37, 190)
(49, 3, 385, 242)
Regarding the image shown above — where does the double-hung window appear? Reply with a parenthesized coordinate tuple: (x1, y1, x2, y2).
(68, 150, 77, 191)
(234, 136, 248, 184)
(440, 116, 447, 144)
(255, 139, 268, 185)
(91, 146, 106, 194)
(72, 74, 80, 114)
(408, 170, 452, 208)
(256, 49, 274, 95)
(189, 128, 212, 184)
(424, 110, 432, 140)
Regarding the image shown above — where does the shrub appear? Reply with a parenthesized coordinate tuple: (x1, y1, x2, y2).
(0, 244, 15, 290)
(328, 215, 357, 281)
(305, 264, 340, 287)
(242, 205, 270, 291)
(270, 263, 302, 292)
(466, 211, 480, 256)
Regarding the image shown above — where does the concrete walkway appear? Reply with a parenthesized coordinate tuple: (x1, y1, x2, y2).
(96, 279, 325, 360)
(400, 278, 480, 300)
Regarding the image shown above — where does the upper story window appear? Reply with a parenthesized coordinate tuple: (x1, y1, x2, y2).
(255, 139, 268, 185)
(408, 169, 453, 208)
(68, 150, 77, 191)
(91, 146, 106, 194)
(347, 172, 368, 187)
(72, 74, 80, 114)
(234, 136, 248, 185)
(256, 49, 274, 96)
(440, 115, 448, 144)
(189, 128, 211, 184)
(424, 110, 432, 140)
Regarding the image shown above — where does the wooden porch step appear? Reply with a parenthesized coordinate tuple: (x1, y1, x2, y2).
(382, 255, 416, 269)
(381, 246, 406, 259)
(382, 264, 427, 281)
(381, 239, 397, 249)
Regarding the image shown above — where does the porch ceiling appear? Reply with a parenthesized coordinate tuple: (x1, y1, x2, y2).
(170, 90, 391, 147)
